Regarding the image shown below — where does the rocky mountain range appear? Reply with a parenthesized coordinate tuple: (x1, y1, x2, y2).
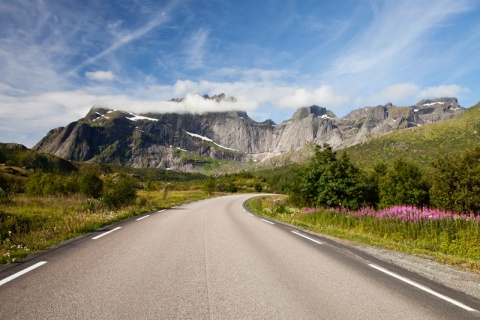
(33, 95, 464, 171)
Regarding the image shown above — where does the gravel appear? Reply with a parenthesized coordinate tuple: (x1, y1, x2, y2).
(353, 243, 480, 300)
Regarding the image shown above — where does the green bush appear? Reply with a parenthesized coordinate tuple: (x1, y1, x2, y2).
(224, 183, 238, 193)
(25, 171, 78, 197)
(203, 179, 216, 195)
(79, 172, 103, 199)
(378, 158, 429, 209)
(101, 174, 138, 209)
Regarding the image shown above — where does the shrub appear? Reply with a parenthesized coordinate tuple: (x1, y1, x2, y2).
(203, 179, 216, 195)
(79, 172, 103, 199)
(101, 174, 138, 209)
(224, 183, 238, 193)
(25, 171, 78, 197)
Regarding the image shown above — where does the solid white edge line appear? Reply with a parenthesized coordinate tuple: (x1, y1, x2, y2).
(0, 261, 47, 287)
(158, 209, 165, 213)
(248, 213, 254, 216)
(260, 219, 275, 225)
(92, 227, 122, 240)
(368, 264, 476, 312)
(136, 215, 150, 221)
(291, 231, 323, 245)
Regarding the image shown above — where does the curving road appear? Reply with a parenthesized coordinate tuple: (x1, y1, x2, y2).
(0, 194, 479, 319)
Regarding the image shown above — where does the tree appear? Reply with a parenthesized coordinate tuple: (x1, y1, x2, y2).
(429, 146, 480, 213)
(290, 144, 368, 209)
(378, 158, 429, 209)
(79, 172, 103, 199)
(101, 174, 138, 208)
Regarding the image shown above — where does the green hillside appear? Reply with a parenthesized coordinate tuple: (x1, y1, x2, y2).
(345, 102, 480, 168)
(0, 143, 77, 173)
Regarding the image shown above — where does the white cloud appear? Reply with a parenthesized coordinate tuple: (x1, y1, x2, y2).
(85, 71, 115, 81)
(372, 83, 420, 103)
(372, 83, 469, 105)
(419, 85, 469, 99)
(278, 85, 349, 109)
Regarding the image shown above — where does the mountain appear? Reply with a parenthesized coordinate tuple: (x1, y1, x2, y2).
(33, 96, 464, 171)
(345, 100, 480, 168)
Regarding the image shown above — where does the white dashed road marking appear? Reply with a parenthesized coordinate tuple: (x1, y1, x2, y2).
(0, 262, 47, 287)
(92, 227, 122, 240)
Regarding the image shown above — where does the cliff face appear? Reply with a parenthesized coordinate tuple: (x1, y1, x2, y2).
(33, 96, 464, 171)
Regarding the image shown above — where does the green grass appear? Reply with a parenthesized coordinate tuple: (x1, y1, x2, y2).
(247, 196, 480, 271)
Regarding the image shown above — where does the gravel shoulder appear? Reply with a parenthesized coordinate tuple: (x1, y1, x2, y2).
(354, 243, 480, 300)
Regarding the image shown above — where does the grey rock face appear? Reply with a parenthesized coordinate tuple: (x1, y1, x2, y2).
(33, 96, 465, 170)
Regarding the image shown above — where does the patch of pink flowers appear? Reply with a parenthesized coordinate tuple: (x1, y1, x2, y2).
(302, 206, 480, 223)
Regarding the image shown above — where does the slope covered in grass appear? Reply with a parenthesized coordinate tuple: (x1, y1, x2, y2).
(345, 102, 480, 168)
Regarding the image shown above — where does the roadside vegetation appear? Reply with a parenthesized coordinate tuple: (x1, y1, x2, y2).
(0, 145, 267, 264)
(249, 143, 480, 270)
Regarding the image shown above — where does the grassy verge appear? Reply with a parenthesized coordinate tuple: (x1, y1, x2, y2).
(0, 189, 212, 264)
(247, 196, 480, 271)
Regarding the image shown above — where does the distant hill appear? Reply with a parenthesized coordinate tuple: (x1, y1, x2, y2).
(0, 143, 206, 186)
(32, 95, 464, 171)
(344, 101, 480, 168)
(0, 143, 77, 173)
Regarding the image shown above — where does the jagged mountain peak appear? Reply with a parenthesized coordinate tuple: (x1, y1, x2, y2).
(291, 105, 336, 121)
(415, 97, 459, 108)
(170, 92, 236, 103)
(33, 97, 466, 171)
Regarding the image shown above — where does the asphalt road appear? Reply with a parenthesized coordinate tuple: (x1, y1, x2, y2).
(0, 194, 479, 319)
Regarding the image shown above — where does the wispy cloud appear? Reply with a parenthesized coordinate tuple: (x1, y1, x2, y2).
(85, 71, 116, 81)
(72, 11, 170, 73)
(328, 0, 473, 77)
(184, 28, 210, 69)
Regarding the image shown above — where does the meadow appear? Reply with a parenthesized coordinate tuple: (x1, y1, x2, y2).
(0, 188, 212, 264)
(247, 196, 480, 270)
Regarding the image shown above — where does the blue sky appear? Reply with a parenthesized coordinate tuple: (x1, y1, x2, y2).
(1, 0, 479, 148)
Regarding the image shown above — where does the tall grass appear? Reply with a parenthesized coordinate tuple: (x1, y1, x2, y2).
(0, 189, 212, 264)
(247, 196, 480, 270)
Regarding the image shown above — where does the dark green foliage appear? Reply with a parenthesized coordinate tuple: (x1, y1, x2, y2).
(79, 172, 103, 199)
(430, 146, 480, 213)
(101, 174, 138, 209)
(203, 179, 216, 195)
(254, 184, 262, 192)
(360, 162, 387, 209)
(378, 158, 429, 208)
(224, 183, 238, 193)
(257, 164, 299, 193)
(290, 144, 368, 209)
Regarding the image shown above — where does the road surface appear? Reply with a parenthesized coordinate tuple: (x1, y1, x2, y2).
(0, 194, 479, 319)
